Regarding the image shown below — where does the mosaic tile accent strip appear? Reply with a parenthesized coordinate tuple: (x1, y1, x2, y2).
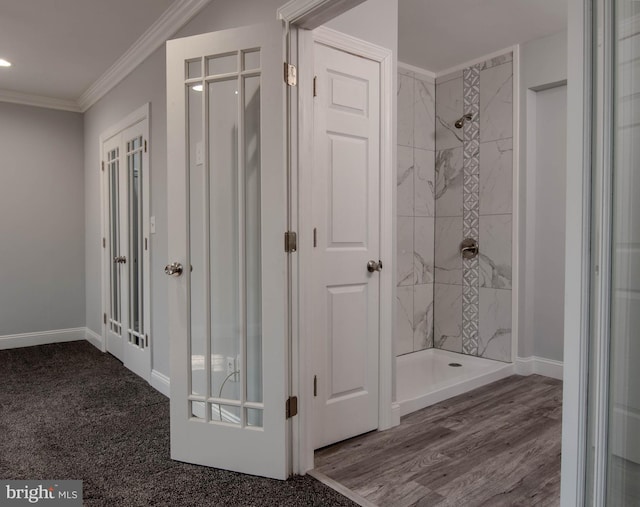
(463, 208, 479, 240)
(461, 64, 481, 356)
(463, 192, 479, 212)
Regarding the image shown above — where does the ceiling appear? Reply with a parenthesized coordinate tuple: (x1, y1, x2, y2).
(0, 0, 568, 106)
(0, 0, 174, 101)
(399, 0, 568, 72)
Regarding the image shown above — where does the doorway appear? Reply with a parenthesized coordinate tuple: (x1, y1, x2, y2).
(101, 105, 151, 382)
(310, 39, 382, 449)
(526, 83, 567, 366)
(293, 25, 395, 469)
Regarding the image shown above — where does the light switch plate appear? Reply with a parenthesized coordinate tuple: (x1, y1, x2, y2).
(150, 216, 156, 234)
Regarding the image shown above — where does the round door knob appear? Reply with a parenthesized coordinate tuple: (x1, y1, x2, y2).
(367, 260, 383, 273)
(165, 262, 183, 277)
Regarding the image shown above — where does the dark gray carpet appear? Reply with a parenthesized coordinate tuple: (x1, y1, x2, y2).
(0, 342, 355, 507)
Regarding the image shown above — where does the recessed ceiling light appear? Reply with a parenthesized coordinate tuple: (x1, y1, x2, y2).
(0, 59, 11, 67)
(192, 84, 203, 92)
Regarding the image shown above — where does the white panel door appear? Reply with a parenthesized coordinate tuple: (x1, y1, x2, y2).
(312, 42, 381, 449)
(103, 119, 151, 382)
(166, 22, 289, 479)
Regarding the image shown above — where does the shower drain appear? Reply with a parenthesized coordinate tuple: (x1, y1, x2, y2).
(448, 363, 463, 367)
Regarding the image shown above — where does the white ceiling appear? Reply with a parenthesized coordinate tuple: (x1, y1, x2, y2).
(399, 0, 568, 72)
(0, 0, 175, 101)
(0, 1, 568, 105)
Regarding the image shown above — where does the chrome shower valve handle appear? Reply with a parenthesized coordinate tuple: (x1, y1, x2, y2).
(460, 238, 479, 260)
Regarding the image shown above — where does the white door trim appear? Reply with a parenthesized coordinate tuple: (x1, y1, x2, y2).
(99, 103, 151, 366)
(293, 26, 394, 474)
(98, 103, 150, 151)
(512, 45, 521, 365)
(278, 0, 366, 30)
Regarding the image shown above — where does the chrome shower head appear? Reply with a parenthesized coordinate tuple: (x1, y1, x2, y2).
(454, 113, 473, 129)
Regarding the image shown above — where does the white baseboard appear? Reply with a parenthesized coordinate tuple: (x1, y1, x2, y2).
(515, 356, 534, 375)
(85, 328, 103, 350)
(151, 369, 170, 398)
(0, 328, 85, 350)
(515, 356, 564, 380)
(390, 402, 401, 427)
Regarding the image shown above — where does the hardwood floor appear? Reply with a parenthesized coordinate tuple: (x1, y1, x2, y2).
(314, 374, 562, 507)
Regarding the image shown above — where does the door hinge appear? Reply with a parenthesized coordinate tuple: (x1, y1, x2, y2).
(145, 334, 149, 347)
(102, 237, 106, 248)
(284, 63, 297, 86)
(313, 228, 317, 248)
(145, 237, 148, 251)
(286, 396, 298, 418)
(284, 231, 297, 253)
(144, 140, 148, 153)
(313, 375, 317, 397)
(101, 161, 105, 172)
(103, 313, 107, 325)
(313, 76, 317, 97)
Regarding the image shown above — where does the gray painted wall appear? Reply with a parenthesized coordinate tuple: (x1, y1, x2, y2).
(84, 0, 398, 377)
(84, 46, 168, 372)
(518, 31, 568, 361)
(84, 0, 286, 377)
(0, 102, 85, 335)
(532, 85, 567, 361)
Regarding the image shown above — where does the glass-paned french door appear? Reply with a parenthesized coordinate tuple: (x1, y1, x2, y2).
(102, 114, 151, 382)
(166, 21, 288, 479)
(586, 0, 640, 504)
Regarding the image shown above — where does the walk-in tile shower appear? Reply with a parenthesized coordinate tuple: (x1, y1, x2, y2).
(396, 52, 514, 414)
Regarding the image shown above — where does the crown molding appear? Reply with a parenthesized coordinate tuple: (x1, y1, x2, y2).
(77, 0, 212, 112)
(0, 88, 81, 113)
(0, 0, 212, 113)
(398, 61, 437, 82)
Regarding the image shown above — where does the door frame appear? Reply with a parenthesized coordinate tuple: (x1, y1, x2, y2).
(99, 103, 151, 370)
(291, 26, 394, 474)
(278, 0, 596, 494)
(561, 0, 592, 504)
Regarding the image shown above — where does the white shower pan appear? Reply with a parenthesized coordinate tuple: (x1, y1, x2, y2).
(396, 348, 514, 417)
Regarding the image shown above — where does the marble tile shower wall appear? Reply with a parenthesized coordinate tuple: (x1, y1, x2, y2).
(434, 53, 513, 363)
(396, 67, 436, 356)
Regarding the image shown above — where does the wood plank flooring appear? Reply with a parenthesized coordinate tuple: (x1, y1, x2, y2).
(314, 374, 562, 507)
